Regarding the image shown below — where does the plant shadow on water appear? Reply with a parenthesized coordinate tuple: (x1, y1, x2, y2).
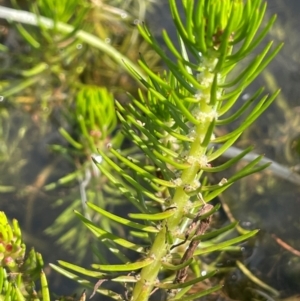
(0, 0, 300, 300)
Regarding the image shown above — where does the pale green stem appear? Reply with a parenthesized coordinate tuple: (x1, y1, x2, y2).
(131, 58, 220, 300)
(0, 6, 145, 81)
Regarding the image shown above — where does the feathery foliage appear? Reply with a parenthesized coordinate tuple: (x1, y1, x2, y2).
(50, 1, 282, 300)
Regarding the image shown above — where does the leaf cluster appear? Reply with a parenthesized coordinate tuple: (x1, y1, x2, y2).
(0, 212, 50, 301)
(52, 1, 282, 301)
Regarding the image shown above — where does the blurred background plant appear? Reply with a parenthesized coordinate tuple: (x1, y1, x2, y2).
(0, 0, 159, 293)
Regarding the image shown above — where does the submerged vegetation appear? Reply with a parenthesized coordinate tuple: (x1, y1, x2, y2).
(1, 0, 299, 301)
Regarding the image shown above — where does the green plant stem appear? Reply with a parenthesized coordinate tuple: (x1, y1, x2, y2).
(132, 70, 218, 301)
(0, 6, 145, 80)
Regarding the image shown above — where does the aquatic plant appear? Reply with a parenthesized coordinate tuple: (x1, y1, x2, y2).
(0, 0, 282, 300)
(51, 1, 282, 300)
